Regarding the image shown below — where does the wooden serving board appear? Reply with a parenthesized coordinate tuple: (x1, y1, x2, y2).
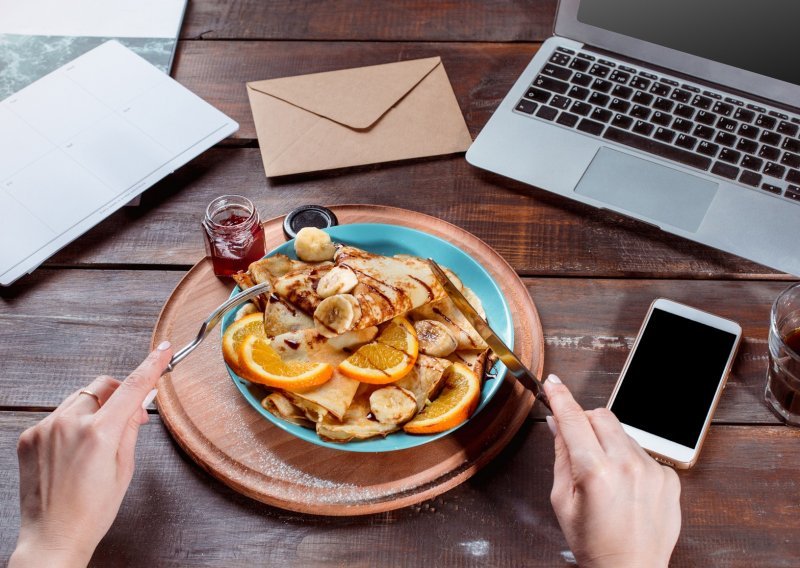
(152, 205, 544, 516)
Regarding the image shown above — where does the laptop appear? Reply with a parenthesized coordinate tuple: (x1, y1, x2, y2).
(467, 0, 800, 276)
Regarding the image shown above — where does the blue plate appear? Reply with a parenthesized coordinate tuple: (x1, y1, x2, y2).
(222, 223, 513, 453)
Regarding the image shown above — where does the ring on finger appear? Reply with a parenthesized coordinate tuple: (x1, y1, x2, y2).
(79, 389, 103, 408)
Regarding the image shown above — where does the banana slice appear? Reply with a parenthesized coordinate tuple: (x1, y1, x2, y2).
(369, 386, 418, 424)
(316, 266, 358, 298)
(443, 267, 463, 291)
(462, 286, 486, 319)
(313, 294, 361, 337)
(294, 227, 336, 262)
(414, 319, 459, 357)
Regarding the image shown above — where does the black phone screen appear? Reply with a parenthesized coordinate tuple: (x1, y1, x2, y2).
(610, 308, 738, 448)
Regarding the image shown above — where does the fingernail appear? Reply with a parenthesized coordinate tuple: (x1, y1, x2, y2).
(546, 415, 558, 436)
(142, 388, 158, 409)
(157, 340, 171, 352)
(547, 374, 562, 384)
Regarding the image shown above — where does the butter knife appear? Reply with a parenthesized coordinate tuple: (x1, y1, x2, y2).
(427, 259, 551, 411)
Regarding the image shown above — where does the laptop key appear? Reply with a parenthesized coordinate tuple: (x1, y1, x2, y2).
(653, 97, 674, 112)
(589, 64, 610, 77)
(632, 120, 654, 136)
(696, 111, 715, 125)
(719, 148, 741, 164)
(609, 98, 631, 113)
(569, 58, 591, 72)
(674, 104, 695, 118)
(536, 105, 559, 121)
(761, 183, 782, 195)
(612, 113, 634, 129)
(777, 121, 799, 137)
(763, 161, 786, 178)
(760, 131, 782, 146)
(713, 102, 734, 116)
(783, 138, 800, 153)
(568, 85, 590, 100)
(739, 170, 762, 187)
(691, 95, 713, 109)
(651, 111, 671, 126)
(672, 118, 693, 133)
(630, 105, 651, 120)
(786, 169, 800, 184)
(734, 108, 755, 123)
(591, 108, 613, 123)
(697, 141, 720, 157)
(738, 124, 760, 139)
(741, 155, 764, 171)
(711, 161, 740, 179)
(571, 101, 592, 116)
(549, 52, 571, 66)
(788, 185, 800, 200)
(694, 125, 715, 140)
(592, 79, 613, 93)
(670, 89, 692, 103)
(550, 95, 571, 110)
(556, 112, 580, 127)
(759, 145, 781, 161)
(611, 85, 633, 99)
(534, 75, 570, 94)
(632, 90, 654, 105)
(515, 99, 538, 114)
(781, 151, 800, 168)
(756, 114, 777, 129)
(577, 118, 605, 135)
(589, 92, 610, 107)
(675, 134, 698, 150)
(714, 132, 737, 147)
(653, 127, 676, 143)
(609, 70, 630, 83)
(525, 87, 551, 103)
(717, 117, 738, 132)
(542, 64, 572, 81)
(603, 126, 712, 170)
(571, 72, 593, 87)
(736, 138, 759, 154)
(649, 83, 671, 97)
(630, 76, 651, 90)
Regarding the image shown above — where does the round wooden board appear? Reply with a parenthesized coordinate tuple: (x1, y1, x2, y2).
(152, 205, 544, 516)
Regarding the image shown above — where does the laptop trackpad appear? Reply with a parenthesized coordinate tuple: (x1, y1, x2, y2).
(574, 147, 718, 233)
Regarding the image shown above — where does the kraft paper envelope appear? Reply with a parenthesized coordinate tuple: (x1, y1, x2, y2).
(246, 57, 472, 176)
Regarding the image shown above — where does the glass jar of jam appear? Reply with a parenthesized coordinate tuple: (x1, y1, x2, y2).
(202, 195, 266, 277)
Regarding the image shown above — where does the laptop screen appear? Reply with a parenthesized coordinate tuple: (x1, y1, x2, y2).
(577, 0, 800, 87)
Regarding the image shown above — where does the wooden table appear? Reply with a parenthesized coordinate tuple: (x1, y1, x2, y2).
(2, 2, 799, 565)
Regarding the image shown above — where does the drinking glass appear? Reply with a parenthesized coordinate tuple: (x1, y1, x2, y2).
(765, 282, 800, 426)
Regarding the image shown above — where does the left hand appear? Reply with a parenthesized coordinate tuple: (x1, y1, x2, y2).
(10, 342, 172, 568)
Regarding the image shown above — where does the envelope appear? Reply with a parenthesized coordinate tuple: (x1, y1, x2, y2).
(246, 57, 472, 177)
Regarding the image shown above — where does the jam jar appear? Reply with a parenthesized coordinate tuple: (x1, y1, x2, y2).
(202, 195, 266, 276)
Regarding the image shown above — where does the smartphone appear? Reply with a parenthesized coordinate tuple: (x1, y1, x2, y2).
(607, 298, 742, 469)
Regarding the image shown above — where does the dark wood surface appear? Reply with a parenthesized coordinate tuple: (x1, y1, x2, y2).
(2, 0, 798, 565)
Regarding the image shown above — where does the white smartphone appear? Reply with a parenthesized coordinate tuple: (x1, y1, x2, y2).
(607, 298, 742, 469)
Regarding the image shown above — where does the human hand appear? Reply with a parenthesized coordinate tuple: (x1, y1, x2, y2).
(544, 374, 681, 568)
(10, 342, 173, 568)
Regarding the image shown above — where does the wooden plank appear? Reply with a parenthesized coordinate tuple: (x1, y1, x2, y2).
(0, 269, 785, 425)
(1, 413, 798, 566)
(41, 148, 780, 278)
(170, 40, 540, 141)
(181, 0, 557, 42)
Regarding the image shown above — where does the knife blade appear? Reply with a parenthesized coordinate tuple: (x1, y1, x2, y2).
(427, 259, 550, 411)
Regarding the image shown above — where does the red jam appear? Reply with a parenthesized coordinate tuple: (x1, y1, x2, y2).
(202, 196, 266, 277)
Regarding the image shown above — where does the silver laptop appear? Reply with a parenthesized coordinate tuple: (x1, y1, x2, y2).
(467, 0, 800, 276)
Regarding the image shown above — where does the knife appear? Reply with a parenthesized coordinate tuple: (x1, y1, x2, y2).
(427, 259, 551, 411)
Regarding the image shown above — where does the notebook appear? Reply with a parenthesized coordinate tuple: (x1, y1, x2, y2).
(467, 0, 800, 276)
(0, 40, 239, 286)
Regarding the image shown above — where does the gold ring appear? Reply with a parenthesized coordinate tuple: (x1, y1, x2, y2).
(79, 389, 102, 407)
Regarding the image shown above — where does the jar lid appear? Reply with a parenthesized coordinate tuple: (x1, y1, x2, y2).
(283, 205, 339, 240)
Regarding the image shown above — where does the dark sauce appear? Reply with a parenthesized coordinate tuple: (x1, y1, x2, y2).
(283, 339, 300, 350)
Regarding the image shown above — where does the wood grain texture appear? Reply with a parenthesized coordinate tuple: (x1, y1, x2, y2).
(152, 206, 544, 514)
(170, 40, 539, 141)
(1, 268, 786, 425)
(1, 413, 798, 566)
(181, 0, 557, 42)
(38, 148, 780, 278)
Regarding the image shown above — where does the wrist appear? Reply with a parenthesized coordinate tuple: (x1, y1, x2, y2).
(11, 527, 94, 568)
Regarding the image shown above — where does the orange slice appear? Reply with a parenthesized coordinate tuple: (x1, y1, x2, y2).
(403, 363, 480, 434)
(338, 317, 418, 384)
(237, 335, 333, 390)
(222, 312, 267, 375)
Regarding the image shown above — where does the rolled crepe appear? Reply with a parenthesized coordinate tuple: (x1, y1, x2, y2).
(317, 384, 399, 442)
(395, 354, 452, 411)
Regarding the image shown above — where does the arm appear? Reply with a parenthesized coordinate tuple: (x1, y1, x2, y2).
(544, 374, 682, 568)
(9, 342, 173, 568)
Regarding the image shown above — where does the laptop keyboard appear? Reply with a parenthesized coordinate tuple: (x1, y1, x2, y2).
(514, 46, 800, 203)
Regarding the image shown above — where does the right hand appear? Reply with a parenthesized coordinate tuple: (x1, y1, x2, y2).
(544, 374, 682, 568)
